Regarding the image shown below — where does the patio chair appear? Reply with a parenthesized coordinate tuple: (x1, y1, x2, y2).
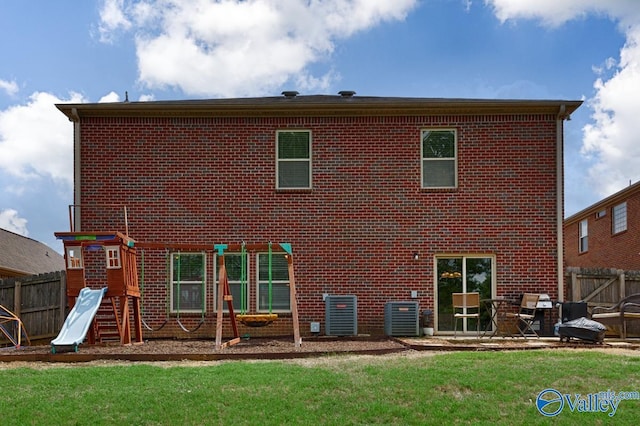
(505, 293, 540, 338)
(453, 292, 480, 338)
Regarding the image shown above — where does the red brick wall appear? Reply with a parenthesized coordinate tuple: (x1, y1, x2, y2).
(77, 113, 560, 338)
(564, 191, 640, 271)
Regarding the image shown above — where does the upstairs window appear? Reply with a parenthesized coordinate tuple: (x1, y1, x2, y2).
(579, 219, 588, 253)
(276, 130, 311, 189)
(422, 129, 457, 188)
(612, 202, 627, 234)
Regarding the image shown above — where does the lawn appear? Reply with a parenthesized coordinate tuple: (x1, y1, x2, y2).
(1, 349, 639, 425)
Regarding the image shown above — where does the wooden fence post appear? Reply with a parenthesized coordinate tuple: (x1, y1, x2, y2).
(13, 280, 21, 317)
(571, 271, 580, 301)
(59, 272, 67, 328)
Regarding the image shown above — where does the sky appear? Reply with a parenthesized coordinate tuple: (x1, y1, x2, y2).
(1, 0, 640, 253)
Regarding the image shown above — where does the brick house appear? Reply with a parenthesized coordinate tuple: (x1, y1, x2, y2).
(55, 93, 581, 338)
(564, 180, 640, 271)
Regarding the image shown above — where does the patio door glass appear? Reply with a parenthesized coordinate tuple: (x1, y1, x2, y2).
(436, 256, 493, 333)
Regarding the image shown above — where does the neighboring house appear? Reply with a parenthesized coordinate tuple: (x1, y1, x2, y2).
(564, 180, 640, 271)
(0, 228, 65, 278)
(55, 93, 581, 337)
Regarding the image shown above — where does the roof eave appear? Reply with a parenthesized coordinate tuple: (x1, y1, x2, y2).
(56, 98, 582, 121)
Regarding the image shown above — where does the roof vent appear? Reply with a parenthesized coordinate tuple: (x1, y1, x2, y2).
(282, 91, 299, 98)
(338, 90, 356, 98)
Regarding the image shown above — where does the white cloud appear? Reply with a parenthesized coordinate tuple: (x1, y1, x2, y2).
(0, 91, 85, 187)
(582, 25, 640, 195)
(99, 91, 121, 102)
(0, 79, 19, 96)
(0, 209, 29, 236)
(138, 93, 155, 101)
(99, 0, 133, 42)
(99, 0, 417, 97)
(486, 0, 640, 28)
(486, 0, 640, 199)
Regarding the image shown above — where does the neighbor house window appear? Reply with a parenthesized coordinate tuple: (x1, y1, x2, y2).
(612, 202, 627, 234)
(422, 129, 457, 188)
(276, 130, 311, 189)
(257, 252, 291, 312)
(579, 219, 588, 253)
(170, 252, 205, 313)
(215, 253, 248, 312)
(105, 246, 121, 269)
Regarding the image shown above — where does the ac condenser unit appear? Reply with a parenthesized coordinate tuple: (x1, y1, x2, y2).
(325, 295, 357, 336)
(384, 301, 419, 337)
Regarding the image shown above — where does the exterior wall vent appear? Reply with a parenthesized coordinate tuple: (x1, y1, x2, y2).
(282, 91, 299, 98)
(338, 90, 356, 98)
(384, 301, 419, 336)
(325, 295, 357, 336)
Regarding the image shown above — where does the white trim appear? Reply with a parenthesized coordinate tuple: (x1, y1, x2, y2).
(578, 219, 588, 253)
(169, 252, 206, 314)
(256, 252, 292, 313)
(105, 245, 121, 269)
(433, 254, 496, 334)
(276, 129, 312, 189)
(420, 128, 458, 189)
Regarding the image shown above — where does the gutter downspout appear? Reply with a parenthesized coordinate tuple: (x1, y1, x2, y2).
(556, 105, 567, 303)
(69, 108, 81, 232)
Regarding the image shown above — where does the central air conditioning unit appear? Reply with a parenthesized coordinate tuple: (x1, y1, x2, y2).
(384, 301, 419, 337)
(325, 295, 357, 336)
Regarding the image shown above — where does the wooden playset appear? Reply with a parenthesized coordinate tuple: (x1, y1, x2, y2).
(54, 231, 143, 346)
(54, 229, 301, 350)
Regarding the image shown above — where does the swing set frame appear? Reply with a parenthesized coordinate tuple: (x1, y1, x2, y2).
(214, 243, 301, 350)
(135, 241, 301, 349)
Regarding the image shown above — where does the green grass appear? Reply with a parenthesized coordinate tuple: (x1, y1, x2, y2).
(1, 350, 639, 425)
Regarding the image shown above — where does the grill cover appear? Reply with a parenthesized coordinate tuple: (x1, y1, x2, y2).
(558, 317, 606, 343)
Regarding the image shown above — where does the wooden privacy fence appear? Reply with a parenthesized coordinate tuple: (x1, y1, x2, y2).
(0, 271, 66, 342)
(565, 267, 640, 337)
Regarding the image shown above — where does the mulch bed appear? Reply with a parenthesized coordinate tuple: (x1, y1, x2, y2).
(1, 336, 638, 364)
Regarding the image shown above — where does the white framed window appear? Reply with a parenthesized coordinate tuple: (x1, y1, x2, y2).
(276, 130, 311, 189)
(66, 246, 83, 269)
(257, 252, 291, 312)
(170, 252, 206, 313)
(105, 246, 121, 269)
(579, 219, 588, 253)
(612, 202, 627, 234)
(595, 209, 606, 219)
(421, 129, 457, 188)
(215, 253, 249, 313)
(435, 255, 495, 333)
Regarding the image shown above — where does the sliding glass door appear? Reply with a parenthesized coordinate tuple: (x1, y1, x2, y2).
(436, 256, 494, 333)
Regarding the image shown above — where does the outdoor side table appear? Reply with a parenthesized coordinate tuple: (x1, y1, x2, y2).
(481, 297, 508, 338)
